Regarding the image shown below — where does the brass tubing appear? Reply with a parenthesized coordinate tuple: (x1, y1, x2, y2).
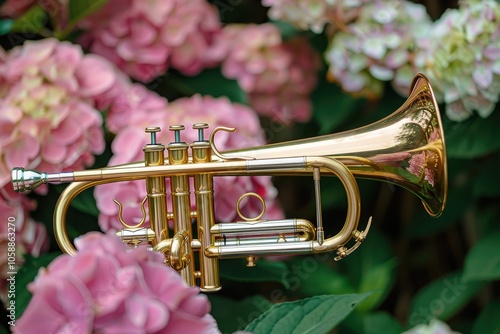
(54, 180, 102, 255)
(207, 241, 314, 259)
(215, 235, 311, 246)
(117, 228, 155, 245)
(210, 218, 315, 239)
(313, 167, 324, 245)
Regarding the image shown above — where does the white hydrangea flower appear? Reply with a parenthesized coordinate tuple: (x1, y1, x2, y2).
(261, 0, 369, 33)
(325, 0, 431, 97)
(403, 319, 461, 334)
(412, 0, 500, 121)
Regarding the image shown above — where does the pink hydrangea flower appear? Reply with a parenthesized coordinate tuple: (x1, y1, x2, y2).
(249, 36, 322, 124)
(79, 0, 222, 82)
(0, 0, 35, 17)
(214, 24, 321, 124)
(0, 186, 48, 304)
(0, 38, 116, 189)
(0, 0, 68, 31)
(94, 73, 169, 134)
(95, 95, 284, 232)
(14, 231, 219, 333)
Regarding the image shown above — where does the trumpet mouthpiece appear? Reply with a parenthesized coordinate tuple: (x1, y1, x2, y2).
(11, 167, 47, 193)
(11, 168, 76, 192)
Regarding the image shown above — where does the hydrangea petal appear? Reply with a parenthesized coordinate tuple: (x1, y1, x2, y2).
(76, 54, 116, 96)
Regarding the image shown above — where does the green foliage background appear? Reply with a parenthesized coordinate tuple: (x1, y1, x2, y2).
(1, 0, 499, 333)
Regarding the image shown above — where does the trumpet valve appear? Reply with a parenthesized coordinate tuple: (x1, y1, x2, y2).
(117, 227, 155, 246)
(145, 126, 161, 144)
(169, 125, 185, 143)
(193, 123, 209, 141)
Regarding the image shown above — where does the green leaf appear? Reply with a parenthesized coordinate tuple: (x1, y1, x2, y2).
(406, 197, 464, 238)
(71, 188, 99, 216)
(471, 300, 500, 334)
(473, 154, 500, 198)
(311, 75, 364, 135)
(320, 177, 348, 208)
(356, 258, 397, 311)
(340, 229, 396, 311)
(408, 271, 485, 326)
(168, 68, 247, 104)
(54, 185, 99, 217)
(406, 162, 473, 237)
(245, 292, 372, 334)
(0, 324, 9, 334)
(462, 230, 500, 282)
(208, 295, 273, 334)
(320, 178, 379, 211)
(362, 312, 404, 334)
(67, 0, 109, 26)
(271, 20, 298, 40)
(342, 310, 404, 334)
(290, 257, 356, 297)
(476, 206, 500, 239)
(9, 5, 47, 35)
(220, 258, 290, 288)
(14, 252, 61, 319)
(0, 19, 14, 35)
(444, 111, 500, 159)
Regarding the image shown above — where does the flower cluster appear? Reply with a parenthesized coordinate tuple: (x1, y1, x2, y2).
(95, 95, 284, 232)
(276, 0, 499, 120)
(0, 38, 114, 189)
(324, 0, 431, 98)
(261, 0, 369, 34)
(97, 73, 169, 134)
(79, 0, 222, 83)
(214, 23, 321, 124)
(0, 186, 48, 304)
(14, 231, 218, 333)
(0, 0, 36, 17)
(402, 319, 461, 334)
(412, 0, 500, 121)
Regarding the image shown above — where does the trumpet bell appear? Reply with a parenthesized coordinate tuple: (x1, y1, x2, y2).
(219, 74, 447, 217)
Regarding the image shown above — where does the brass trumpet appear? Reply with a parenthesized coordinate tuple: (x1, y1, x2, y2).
(11, 74, 447, 292)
